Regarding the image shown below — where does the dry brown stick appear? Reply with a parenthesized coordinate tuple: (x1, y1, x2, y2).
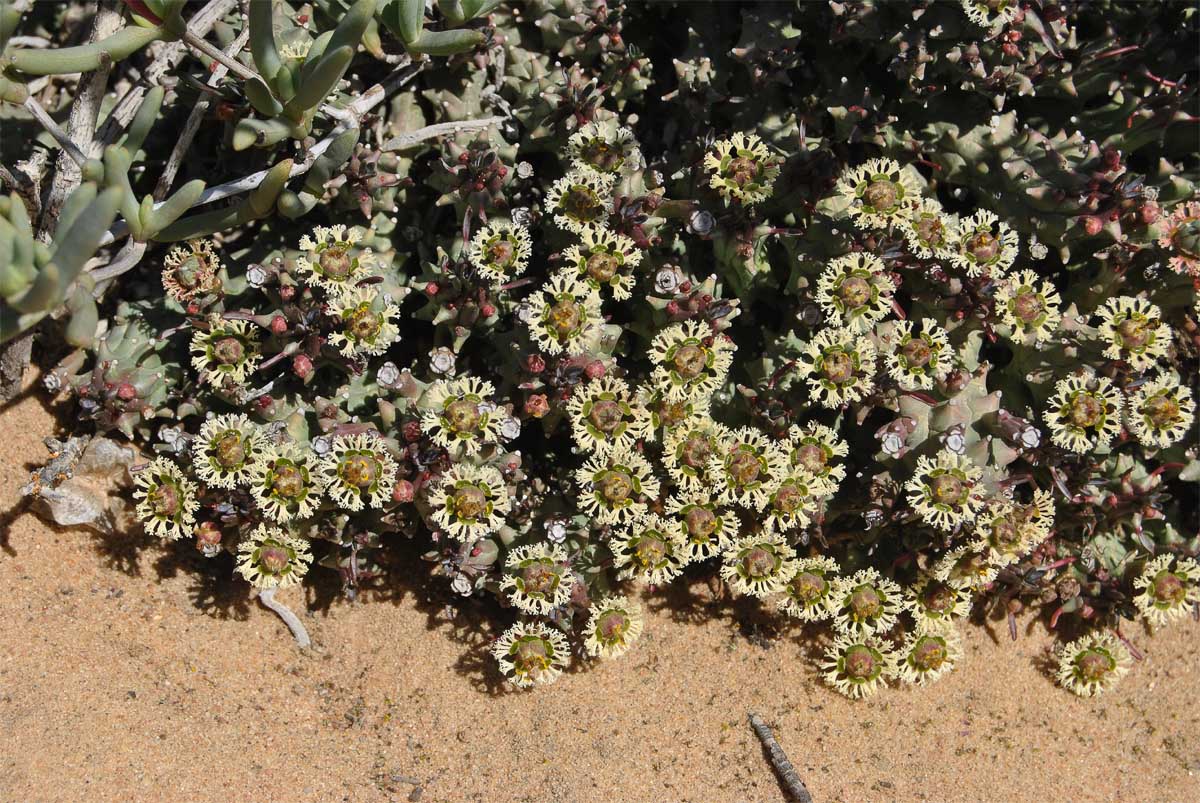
(748, 712, 815, 803)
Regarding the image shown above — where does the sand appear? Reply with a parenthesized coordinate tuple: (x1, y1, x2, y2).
(1, 380, 1197, 803)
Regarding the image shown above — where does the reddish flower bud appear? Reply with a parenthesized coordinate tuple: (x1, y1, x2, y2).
(1102, 147, 1121, 172)
(1139, 203, 1160, 225)
(194, 521, 222, 550)
(402, 421, 422, 442)
(270, 315, 288, 335)
(480, 302, 497, 318)
(678, 281, 692, 293)
(1001, 42, 1019, 58)
(116, 382, 137, 401)
(1082, 215, 1104, 236)
(279, 284, 295, 301)
(392, 479, 414, 503)
(525, 393, 551, 419)
(585, 360, 605, 380)
(292, 354, 313, 379)
(665, 300, 681, 316)
(458, 152, 470, 164)
(525, 354, 546, 373)
(498, 166, 508, 177)
(425, 282, 439, 296)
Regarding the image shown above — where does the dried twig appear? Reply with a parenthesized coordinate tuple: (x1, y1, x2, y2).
(258, 587, 312, 648)
(748, 712, 814, 803)
(20, 97, 88, 167)
(381, 116, 507, 151)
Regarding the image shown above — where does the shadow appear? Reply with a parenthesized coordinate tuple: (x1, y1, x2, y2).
(154, 537, 252, 621)
(0, 495, 31, 555)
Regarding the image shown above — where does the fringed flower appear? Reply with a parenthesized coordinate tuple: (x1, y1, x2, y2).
(971, 500, 1040, 567)
(763, 468, 834, 534)
(828, 568, 904, 638)
(708, 427, 789, 511)
(190, 314, 260, 386)
(649, 319, 736, 402)
(235, 523, 312, 590)
(703, 132, 780, 205)
(1045, 374, 1124, 453)
(660, 417, 726, 491)
(583, 595, 645, 659)
(720, 533, 798, 598)
(795, 327, 877, 407)
(296, 224, 377, 293)
(316, 433, 398, 512)
(492, 622, 571, 689)
(906, 574, 973, 633)
(932, 546, 997, 590)
(545, 171, 614, 234)
(835, 158, 921, 229)
(566, 375, 651, 454)
(525, 272, 605, 356)
(994, 269, 1062, 346)
(1127, 377, 1196, 449)
(785, 421, 849, 487)
(816, 252, 894, 333)
(420, 375, 503, 456)
(1055, 632, 1131, 697)
(777, 555, 840, 622)
(428, 463, 510, 543)
(574, 445, 660, 525)
(467, 220, 532, 287)
(900, 199, 955, 259)
(560, 228, 642, 301)
(895, 629, 963, 686)
(610, 514, 687, 585)
(247, 442, 322, 522)
(636, 386, 711, 442)
(192, 413, 267, 489)
(664, 491, 738, 563)
(328, 286, 400, 358)
(821, 634, 894, 700)
(162, 239, 222, 302)
(948, 209, 1018, 277)
(1157, 199, 1200, 276)
(500, 543, 575, 616)
(961, 0, 1020, 28)
(1133, 554, 1200, 629)
(567, 121, 642, 180)
(1096, 296, 1169, 371)
(904, 450, 984, 532)
(884, 318, 953, 391)
(133, 458, 199, 540)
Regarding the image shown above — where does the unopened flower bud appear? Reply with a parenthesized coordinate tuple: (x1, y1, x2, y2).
(585, 360, 605, 380)
(270, 315, 288, 334)
(116, 382, 137, 401)
(279, 284, 295, 301)
(525, 354, 546, 373)
(480, 302, 497, 318)
(425, 282, 439, 296)
(1139, 202, 1159, 225)
(392, 479, 414, 503)
(194, 521, 222, 557)
(1081, 215, 1104, 236)
(402, 421, 422, 442)
(525, 393, 550, 418)
(292, 354, 313, 379)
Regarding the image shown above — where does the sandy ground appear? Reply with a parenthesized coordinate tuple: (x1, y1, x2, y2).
(0, 380, 1198, 803)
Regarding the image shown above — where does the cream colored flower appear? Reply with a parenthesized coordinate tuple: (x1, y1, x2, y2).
(1158, 200, 1200, 276)
(835, 158, 921, 229)
(566, 375, 651, 454)
(664, 490, 739, 563)
(932, 546, 998, 590)
(777, 555, 840, 622)
(649, 319, 736, 402)
(828, 568, 904, 638)
(1044, 374, 1124, 453)
(525, 272, 605, 356)
(1055, 632, 1131, 697)
(905, 450, 984, 531)
(1096, 296, 1169, 371)
(162, 239, 222, 302)
(708, 427, 789, 511)
(574, 445, 660, 525)
(328, 286, 400, 358)
(583, 595, 645, 659)
(192, 414, 267, 489)
(610, 514, 687, 585)
(560, 228, 642, 301)
(636, 386, 711, 442)
(133, 458, 199, 540)
(545, 171, 614, 234)
(971, 500, 1040, 567)
(660, 417, 727, 491)
(720, 533, 798, 598)
(567, 121, 642, 180)
(894, 629, 963, 685)
(316, 433, 397, 512)
(994, 269, 1062, 346)
(763, 468, 834, 534)
(1127, 377, 1196, 449)
(428, 463, 510, 543)
(467, 220, 532, 287)
(492, 621, 570, 688)
(1133, 554, 1200, 629)
(785, 421, 848, 487)
(884, 318, 953, 391)
(236, 523, 312, 590)
(420, 375, 503, 456)
(816, 252, 894, 333)
(948, 209, 1018, 277)
(703, 132, 780, 205)
(296, 224, 377, 293)
(821, 634, 894, 699)
(900, 199, 955, 259)
(795, 327, 877, 407)
(190, 314, 260, 387)
(906, 574, 973, 633)
(247, 442, 322, 522)
(961, 0, 1020, 28)
(500, 543, 575, 616)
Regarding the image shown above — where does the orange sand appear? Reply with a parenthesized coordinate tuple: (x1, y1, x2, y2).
(1, 381, 1197, 803)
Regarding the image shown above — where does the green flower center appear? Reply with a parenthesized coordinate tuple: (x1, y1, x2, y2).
(339, 454, 377, 488)
(452, 485, 487, 520)
(849, 584, 883, 621)
(634, 533, 668, 568)
(1151, 571, 1186, 605)
(585, 251, 621, 283)
(930, 474, 965, 507)
(838, 275, 874, 310)
(743, 546, 778, 579)
(774, 481, 806, 514)
(793, 443, 828, 474)
(990, 517, 1023, 552)
(792, 571, 827, 603)
(259, 544, 291, 575)
(1144, 393, 1181, 428)
(726, 448, 762, 488)
(212, 335, 245, 365)
(967, 231, 1000, 262)
(487, 238, 515, 267)
(680, 433, 713, 469)
(1012, 290, 1045, 323)
(901, 337, 932, 368)
(521, 563, 559, 597)
(727, 156, 762, 187)
(581, 140, 624, 173)
(672, 343, 708, 380)
(445, 399, 481, 434)
(513, 637, 552, 674)
(596, 610, 630, 642)
(149, 482, 180, 517)
(683, 506, 717, 539)
(174, 255, 206, 289)
(319, 244, 353, 280)
(548, 298, 585, 340)
(820, 349, 855, 385)
(863, 179, 897, 211)
(1115, 316, 1151, 352)
(345, 305, 382, 343)
(911, 637, 948, 672)
(658, 400, 690, 428)
(915, 215, 945, 248)
(1068, 393, 1104, 429)
(588, 399, 626, 434)
(843, 645, 878, 680)
(1075, 649, 1115, 683)
(271, 463, 307, 499)
(598, 469, 634, 504)
(213, 432, 246, 468)
(921, 580, 957, 614)
(561, 184, 605, 223)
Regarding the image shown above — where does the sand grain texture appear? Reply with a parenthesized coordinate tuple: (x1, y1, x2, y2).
(1, 383, 1197, 803)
